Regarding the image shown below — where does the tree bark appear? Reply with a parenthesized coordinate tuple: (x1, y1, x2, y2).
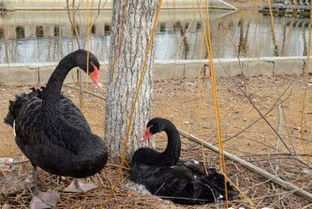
(104, 0, 157, 162)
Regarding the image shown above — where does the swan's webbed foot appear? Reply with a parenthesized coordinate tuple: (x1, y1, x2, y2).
(30, 166, 60, 209)
(64, 179, 97, 193)
(30, 190, 60, 209)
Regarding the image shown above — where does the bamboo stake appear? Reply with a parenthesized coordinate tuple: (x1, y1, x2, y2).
(119, 0, 163, 178)
(178, 129, 312, 201)
(66, 0, 84, 108)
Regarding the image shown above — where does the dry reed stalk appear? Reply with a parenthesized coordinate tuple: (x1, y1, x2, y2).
(1, 136, 311, 208)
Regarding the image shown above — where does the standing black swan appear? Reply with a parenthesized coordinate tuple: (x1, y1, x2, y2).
(131, 118, 238, 205)
(4, 50, 108, 209)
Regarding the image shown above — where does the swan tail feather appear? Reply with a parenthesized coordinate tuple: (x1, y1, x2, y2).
(4, 87, 45, 127)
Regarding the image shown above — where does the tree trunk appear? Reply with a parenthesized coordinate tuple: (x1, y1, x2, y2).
(104, 0, 157, 162)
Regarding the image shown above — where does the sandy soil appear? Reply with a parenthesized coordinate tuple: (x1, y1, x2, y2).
(1, 75, 311, 157)
(0, 75, 312, 208)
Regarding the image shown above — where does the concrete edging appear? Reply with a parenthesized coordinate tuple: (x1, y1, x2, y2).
(2, 0, 237, 11)
(0, 57, 307, 85)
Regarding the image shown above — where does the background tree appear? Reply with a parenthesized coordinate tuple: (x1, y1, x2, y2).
(104, 0, 160, 162)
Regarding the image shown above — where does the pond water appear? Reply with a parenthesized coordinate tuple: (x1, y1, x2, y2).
(0, 9, 310, 63)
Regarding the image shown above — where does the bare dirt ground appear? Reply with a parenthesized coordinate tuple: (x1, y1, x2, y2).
(0, 75, 312, 208)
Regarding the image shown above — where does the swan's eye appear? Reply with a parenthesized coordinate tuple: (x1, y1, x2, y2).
(90, 61, 94, 66)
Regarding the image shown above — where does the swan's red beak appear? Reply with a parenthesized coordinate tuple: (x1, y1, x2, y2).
(141, 127, 152, 141)
(89, 65, 103, 89)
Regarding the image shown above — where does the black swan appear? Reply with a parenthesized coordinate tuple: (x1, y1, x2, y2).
(131, 118, 238, 205)
(4, 49, 108, 209)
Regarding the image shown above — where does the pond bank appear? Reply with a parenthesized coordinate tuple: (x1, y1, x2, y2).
(1, 0, 237, 11)
(0, 56, 307, 85)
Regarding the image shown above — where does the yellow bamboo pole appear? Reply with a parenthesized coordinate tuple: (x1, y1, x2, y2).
(118, 0, 164, 179)
(196, 0, 255, 207)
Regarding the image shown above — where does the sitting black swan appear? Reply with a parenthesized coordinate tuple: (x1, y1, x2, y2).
(4, 49, 108, 209)
(131, 118, 238, 205)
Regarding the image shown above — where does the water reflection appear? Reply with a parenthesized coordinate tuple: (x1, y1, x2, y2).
(237, 19, 249, 56)
(0, 9, 311, 63)
(15, 26, 24, 39)
(36, 26, 44, 38)
(54, 26, 60, 37)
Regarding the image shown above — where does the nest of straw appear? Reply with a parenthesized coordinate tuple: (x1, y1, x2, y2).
(1, 140, 311, 209)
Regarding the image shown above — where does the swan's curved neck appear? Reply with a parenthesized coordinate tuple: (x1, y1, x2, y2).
(42, 53, 76, 115)
(160, 122, 181, 165)
(133, 121, 181, 166)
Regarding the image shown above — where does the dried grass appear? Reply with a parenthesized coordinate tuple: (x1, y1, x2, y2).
(1, 141, 311, 209)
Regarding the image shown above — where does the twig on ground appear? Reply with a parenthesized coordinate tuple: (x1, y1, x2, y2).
(230, 76, 292, 154)
(11, 159, 29, 165)
(223, 82, 293, 143)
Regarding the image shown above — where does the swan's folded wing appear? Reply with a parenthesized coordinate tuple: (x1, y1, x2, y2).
(59, 96, 91, 131)
(132, 162, 198, 196)
(177, 160, 208, 175)
(14, 97, 43, 146)
(132, 161, 232, 204)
